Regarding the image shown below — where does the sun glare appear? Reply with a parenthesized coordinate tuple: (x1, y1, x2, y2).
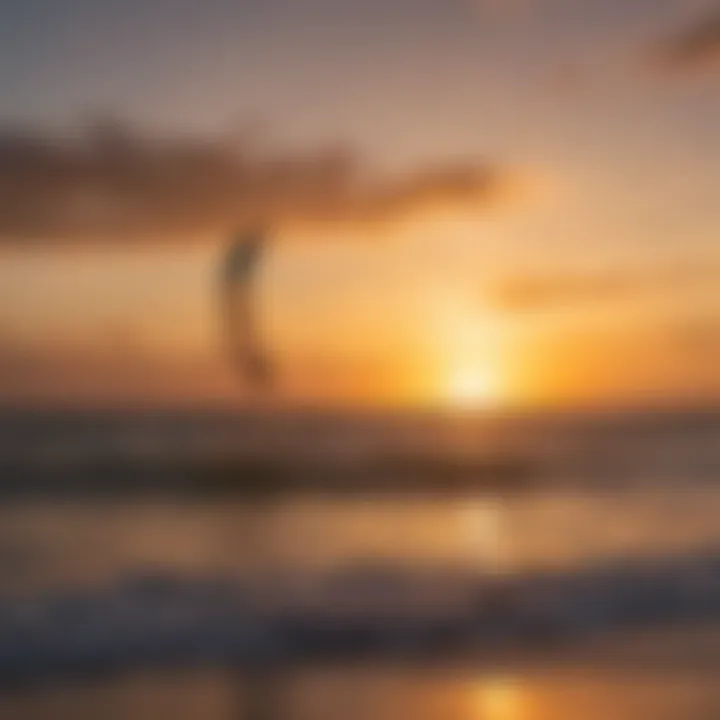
(447, 366, 499, 408)
(425, 288, 508, 410)
(472, 676, 525, 719)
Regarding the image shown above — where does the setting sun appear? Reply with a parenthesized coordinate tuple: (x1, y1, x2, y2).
(472, 676, 525, 719)
(425, 289, 508, 410)
(446, 366, 500, 408)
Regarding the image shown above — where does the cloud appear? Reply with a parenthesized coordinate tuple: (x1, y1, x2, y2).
(492, 272, 625, 312)
(0, 121, 512, 244)
(491, 263, 719, 312)
(652, 6, 720, 73)
(672, 316, 720, 354)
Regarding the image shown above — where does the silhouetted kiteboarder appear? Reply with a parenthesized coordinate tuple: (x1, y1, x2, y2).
(220, 227, 274, 388)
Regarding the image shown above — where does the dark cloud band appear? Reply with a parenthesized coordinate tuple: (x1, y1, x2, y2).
(0, 121, 510, 243)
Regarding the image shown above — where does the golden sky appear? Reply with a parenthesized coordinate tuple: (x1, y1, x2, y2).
(0, 0, 718, 409)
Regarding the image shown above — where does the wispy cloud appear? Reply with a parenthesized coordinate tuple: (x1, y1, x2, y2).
(0, 121, 515, 244)
(652, 5, 720, 73)
(491, 262, 719, 312)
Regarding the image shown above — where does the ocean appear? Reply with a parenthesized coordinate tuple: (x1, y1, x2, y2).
(0, 406, 718, 718)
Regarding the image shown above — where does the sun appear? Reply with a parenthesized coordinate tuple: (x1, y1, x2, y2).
(446, 366, 499, 408)
(425, 288, 507, 410)
(472, 675, 525, 719)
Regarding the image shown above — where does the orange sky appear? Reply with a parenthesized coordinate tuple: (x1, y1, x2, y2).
(0, 0, 718, 410)
(1, 212, 717, 410)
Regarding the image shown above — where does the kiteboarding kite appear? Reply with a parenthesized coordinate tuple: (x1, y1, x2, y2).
(220, 228, 273, 387)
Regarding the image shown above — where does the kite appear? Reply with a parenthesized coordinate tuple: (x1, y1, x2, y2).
(220, 228, 273, 387)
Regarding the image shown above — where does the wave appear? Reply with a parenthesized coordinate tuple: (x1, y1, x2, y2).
(2, 547, 720, 684)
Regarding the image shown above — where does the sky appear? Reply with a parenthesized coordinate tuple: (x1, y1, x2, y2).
(0, 0, 718, 409)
